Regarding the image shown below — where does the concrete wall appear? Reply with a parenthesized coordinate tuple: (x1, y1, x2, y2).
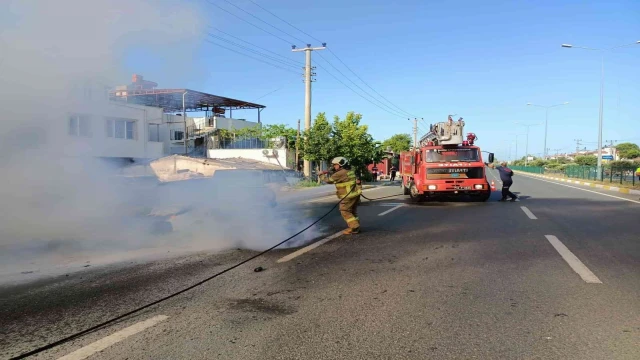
(207, 148, 293, 169)
(214, 117, 257, 131)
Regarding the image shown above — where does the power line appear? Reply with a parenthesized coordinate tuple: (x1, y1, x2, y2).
(210, 26, 303, 66)
(204, 39, 299, 75)
(219, 0, 307, 44)
(204, 0, 293, 45)
(220, 0, 419, 120)
(10, 187, 365, 360)
(207, 33, 300, 69)
(313, 61, 407, 119)
(247, 0, 323, 44)
(315, 52, 407, 118)
(326, 48, 418, 118)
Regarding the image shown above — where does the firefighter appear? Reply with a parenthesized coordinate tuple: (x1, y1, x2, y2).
(319, 157, 362, 234)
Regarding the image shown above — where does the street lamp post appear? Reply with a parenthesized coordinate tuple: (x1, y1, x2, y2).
(515, 123, 540, 166)
(527, 102, 569, 159)
(514, 133, 526, 162)
(561, 40, 639, 178)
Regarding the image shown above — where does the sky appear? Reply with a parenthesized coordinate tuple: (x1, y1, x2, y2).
(122, 0, 640, 161)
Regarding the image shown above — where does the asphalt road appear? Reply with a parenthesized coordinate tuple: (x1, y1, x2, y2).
(1, 173, 639, 360)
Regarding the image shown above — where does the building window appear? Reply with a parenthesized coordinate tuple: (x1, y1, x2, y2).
(170, 130, 184, 141)
(69, 114, 92, 137)
(106, 118, 136, 140)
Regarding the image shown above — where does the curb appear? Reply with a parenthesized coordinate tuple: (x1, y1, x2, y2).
(514, 171, 640, 196)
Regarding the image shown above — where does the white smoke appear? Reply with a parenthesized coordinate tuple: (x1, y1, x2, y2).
(0, 0, 318, 282)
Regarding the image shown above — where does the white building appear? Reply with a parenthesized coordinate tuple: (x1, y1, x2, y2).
(109, 75, 267, 158)
(64, 80, 167, 160)
(164, 114, 259, 155)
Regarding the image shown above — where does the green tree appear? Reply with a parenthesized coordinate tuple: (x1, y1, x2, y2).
(554, 156, 571, 164)
(233, 124, 262, 139)
(331, 111, 381, 177)
(382, 133, 412, 154)
(302, 112, 333, 177)
(261, 124, 298, 148)
(575, 155, 597, 166)
(615, 142, 640, 159)
(609, 160, 635, 170)
(530, 159, 548, 167)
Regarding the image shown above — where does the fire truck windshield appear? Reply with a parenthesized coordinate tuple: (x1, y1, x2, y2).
(425, 148, 479, 162)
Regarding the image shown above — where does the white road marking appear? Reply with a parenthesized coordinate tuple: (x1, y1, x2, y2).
(520, 206, 538, 220)
(519, 175, 640, 205)
(378, 204, 404, 216)
(544, 235, 602, 284)
(57, 315, 169, 360)
(378, 202, 405, 207)
(277, 230, 344, 263)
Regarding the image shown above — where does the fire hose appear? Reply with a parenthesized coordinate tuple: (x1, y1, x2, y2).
(10, 185, 402, 359)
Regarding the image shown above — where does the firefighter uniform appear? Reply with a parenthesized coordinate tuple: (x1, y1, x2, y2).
(320, 166, 362, 234)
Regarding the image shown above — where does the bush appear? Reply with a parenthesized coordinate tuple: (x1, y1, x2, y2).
(295, 179, 321, 188)
(609, 160, 636, 170)
(359, 170, 374, 182)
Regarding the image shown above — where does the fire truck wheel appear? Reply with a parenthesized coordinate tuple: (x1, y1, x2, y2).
(478, 190, 491, 202)
(408, 182, 424, 202)
(402, 180, 410, 195)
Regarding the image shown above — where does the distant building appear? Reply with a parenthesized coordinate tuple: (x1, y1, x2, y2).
(110, 74, 265, 157)
(65, 80, 166, 160)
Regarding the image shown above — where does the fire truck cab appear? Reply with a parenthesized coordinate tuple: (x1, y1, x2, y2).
(399, 116, 494, 202)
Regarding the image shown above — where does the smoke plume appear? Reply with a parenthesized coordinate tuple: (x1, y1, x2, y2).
(0, 0, 318, 282)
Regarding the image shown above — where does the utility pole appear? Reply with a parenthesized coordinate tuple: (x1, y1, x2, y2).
(296, 119, 301, 173)
(574, 139, 582, 155)
(183, 91, 188, 156)
(413, 118, 418, 150)
(527, 102, 569, 158)
(606, 139, 618, 160)
(526, 129, 529, 166)
(292, 43, 326, 178)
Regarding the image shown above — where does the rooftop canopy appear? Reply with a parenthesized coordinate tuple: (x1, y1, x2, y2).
(109, 88, 265, 113)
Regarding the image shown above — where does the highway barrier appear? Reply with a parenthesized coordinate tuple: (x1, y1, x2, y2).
(512, 164, 639, 188)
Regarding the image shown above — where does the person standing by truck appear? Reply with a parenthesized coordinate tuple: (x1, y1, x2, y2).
(390, 165, 397, 181)
(488, 162, 518, 202)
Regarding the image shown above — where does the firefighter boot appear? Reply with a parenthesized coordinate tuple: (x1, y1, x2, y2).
(343, 227, 360, 235)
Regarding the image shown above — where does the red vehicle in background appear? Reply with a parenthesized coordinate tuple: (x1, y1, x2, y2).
(399, 116, 494, 202)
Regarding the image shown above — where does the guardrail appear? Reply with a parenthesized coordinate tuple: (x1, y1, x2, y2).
(511, 165, 639, 187)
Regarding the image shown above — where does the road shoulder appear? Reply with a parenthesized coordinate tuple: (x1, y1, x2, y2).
(514, 171, 640, 203)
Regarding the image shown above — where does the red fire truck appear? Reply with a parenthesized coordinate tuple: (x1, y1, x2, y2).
(399, 116, 494, 202)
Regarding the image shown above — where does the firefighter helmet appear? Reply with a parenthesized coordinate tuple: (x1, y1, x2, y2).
(331, 157, 348, 167)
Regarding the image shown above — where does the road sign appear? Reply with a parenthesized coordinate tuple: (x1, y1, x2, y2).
(601, 155, 614, 160)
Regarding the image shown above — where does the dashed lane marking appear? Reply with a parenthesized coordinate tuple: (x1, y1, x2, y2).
(57, 315, 169, 360)
(277, 230, 344, 263)
(378, 202, 405, 207)
(544, 235, 602, 284)
(378, 204, 405, 216)
(520, 206, 538, 220)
